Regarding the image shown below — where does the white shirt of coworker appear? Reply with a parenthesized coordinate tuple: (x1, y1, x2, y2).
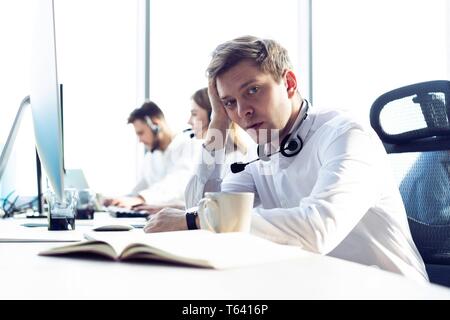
(132, 132, 201, 206)
(186, 104, 428, 283)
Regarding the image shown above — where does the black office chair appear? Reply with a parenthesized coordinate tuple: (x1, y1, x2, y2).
(370, 80, 450, 287)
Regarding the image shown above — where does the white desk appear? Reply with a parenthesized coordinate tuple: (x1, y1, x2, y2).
(1, 214, 450, 299)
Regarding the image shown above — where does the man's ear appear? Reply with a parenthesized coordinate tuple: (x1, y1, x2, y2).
(284, 70, 298, 98)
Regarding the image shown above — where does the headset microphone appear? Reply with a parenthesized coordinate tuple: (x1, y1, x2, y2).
(230, 99, 310, 174)
(230, 133, 303, 174)
(183, 128, 195, 139)
(230, 159, 258, 174)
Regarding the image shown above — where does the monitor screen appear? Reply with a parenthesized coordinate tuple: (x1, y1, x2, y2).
(30, 0, 64, 202)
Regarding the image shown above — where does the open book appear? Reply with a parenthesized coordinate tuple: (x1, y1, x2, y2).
(39, 230, 306, 269)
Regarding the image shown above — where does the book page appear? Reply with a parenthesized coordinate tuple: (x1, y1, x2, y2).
(39, 241, 118, 260)
(38, 229, 146, 258)
(84, 230, 307, 269)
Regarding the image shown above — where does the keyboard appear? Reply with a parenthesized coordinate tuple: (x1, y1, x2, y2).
(105, 206, 149, 218)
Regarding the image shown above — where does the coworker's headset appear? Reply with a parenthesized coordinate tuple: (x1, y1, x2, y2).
(183, 105, 211, 138)
(145, 116, 160, 135)
(230, 99, 310, 174)
(143, 117, 160, 153)
(146, 116, 195, 139)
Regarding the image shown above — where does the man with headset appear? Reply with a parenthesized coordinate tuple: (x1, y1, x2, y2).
(144, 36, 428, 282)
(103, 101, 199, 211)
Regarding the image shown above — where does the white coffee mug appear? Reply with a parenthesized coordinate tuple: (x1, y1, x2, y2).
(198, 192, 254, 233)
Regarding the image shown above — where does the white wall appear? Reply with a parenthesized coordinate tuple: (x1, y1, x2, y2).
(312, 0, 449, 121)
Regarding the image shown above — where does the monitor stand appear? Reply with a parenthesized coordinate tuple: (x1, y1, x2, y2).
(27, 149, 46, 218)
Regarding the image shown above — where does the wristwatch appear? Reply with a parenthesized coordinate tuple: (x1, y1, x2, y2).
(185, 210, 199, 230)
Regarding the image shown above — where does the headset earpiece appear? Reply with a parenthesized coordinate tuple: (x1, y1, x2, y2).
(145, 116, 160, 135)
(287, 140, 298, 151)
(280, 133, 303, 157)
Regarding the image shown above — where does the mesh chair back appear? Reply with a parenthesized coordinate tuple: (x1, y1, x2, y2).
(370, 80, 450, 266)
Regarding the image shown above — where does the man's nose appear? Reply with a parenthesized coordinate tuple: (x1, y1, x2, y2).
(237, 101, 254, 119)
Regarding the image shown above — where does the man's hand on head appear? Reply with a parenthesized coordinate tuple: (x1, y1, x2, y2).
(208, 80, 230, 125)
(205, 80, 231, 151)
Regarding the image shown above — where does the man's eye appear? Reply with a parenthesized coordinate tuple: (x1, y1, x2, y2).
(223, 100, 236, 108)
(248, 86, 259, 95)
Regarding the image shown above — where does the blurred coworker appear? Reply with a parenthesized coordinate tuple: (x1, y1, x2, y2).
(188, 87, 249, 167)
(103, 101, 198, 211)
(133, 88, 251, 214)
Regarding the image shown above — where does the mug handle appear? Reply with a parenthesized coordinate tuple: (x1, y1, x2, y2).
(198, 198, 220, 232)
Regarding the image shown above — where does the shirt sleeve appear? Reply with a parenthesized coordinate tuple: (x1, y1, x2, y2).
(184, 144, 259, 208)
(185, 146, 226, 208)
(129, 177, 149, 196)
(251, 125, 382, 254)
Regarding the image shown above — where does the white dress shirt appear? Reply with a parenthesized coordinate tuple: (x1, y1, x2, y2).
(185, 133, 256, 208)
(131, 133, 201, 207)
(185, 103, 428, 283)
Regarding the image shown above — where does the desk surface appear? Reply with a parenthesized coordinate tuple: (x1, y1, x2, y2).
(1, 214, 450, 299)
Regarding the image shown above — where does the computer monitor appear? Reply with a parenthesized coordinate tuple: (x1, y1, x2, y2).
(30, 0, 64, 202)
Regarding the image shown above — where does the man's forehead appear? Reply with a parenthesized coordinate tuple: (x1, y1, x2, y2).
(133, 119, 147, 129)
(134, 118, 146, 124)
(216, 64, 264, 97)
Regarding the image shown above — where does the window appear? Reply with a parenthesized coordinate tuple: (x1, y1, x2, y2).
(148, 0, 303, 132)
(0, 0, 34, 198)
(1, 0, 142, 198)
(54, 0, 140, 195)
(312, 0, 449, 121)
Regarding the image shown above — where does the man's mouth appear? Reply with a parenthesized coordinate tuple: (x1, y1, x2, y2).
(246, 122, 264, 130)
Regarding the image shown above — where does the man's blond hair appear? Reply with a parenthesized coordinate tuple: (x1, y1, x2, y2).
(206, 35, 293, 82)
